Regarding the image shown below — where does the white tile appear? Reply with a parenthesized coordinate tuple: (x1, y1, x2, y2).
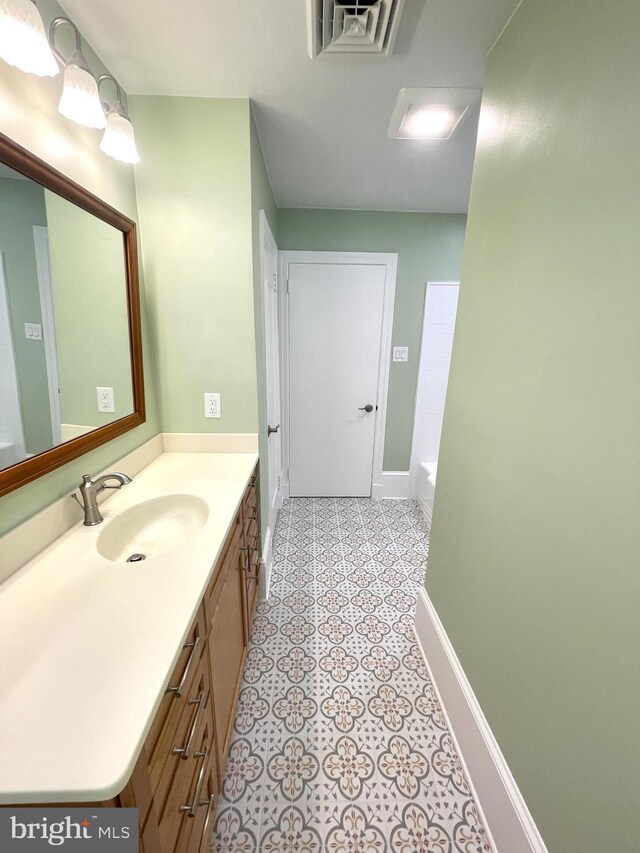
(211, 498, 490, 852)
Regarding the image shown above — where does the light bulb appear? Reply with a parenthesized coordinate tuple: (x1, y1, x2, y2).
(0, 0, 58, 77)
(100, 108, 139, 164)
(397, 105, 467, 139)
(58, 58, 106, 129)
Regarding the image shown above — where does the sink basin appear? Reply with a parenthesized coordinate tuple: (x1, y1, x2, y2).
(97, 494, 209, 563)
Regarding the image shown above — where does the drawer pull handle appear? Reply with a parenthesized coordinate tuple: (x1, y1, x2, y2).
(242, 547, 259, 574)
(172, 690, 208, 760)
(165, 636, 201, 697)
(179, 747, 209, 818)
(197, 796, 216, 846)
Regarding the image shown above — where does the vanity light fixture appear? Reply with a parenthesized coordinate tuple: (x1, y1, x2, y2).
(388, 87, 482, 140)
(97, 75, 140, 164)
(50, 17, 106, 129)
(0, 0, 58, 76)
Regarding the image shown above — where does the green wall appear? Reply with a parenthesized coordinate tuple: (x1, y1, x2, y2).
(278, 209, 466, 470)
(45, 191, 133, 429)
(426, 1, 640, 851)
(0, 177, 51, 454)
(250, 110, 279, 545)
(0, 0, 159, 539)
(130, 96, 258, 435)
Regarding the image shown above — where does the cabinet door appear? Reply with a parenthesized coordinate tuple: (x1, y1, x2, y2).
(207, 534, 247, 775)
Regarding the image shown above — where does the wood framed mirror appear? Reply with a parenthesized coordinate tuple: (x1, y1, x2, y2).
(0, 132, 145, 497)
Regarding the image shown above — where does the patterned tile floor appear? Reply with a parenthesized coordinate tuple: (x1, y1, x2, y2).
(211, 498, 491, 852)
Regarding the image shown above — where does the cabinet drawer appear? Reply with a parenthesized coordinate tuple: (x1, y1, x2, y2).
(145, 607, 207, 761)
(158, 694, 217, 853)
(208, 543, 247, 775)
(203, 512, 242, 626)
(150, 655, 211, 816)
(242, 475, 257, 519)
(242, 497, 257, 531)
(204, 517, 242, 626)
(245, 519, 259, 551)
(174, 755, 217, 853)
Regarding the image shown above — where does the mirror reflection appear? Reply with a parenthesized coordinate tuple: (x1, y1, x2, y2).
(0, 163, 133, 470)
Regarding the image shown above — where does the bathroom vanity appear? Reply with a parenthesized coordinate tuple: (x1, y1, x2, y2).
(0, 451, 260, 853)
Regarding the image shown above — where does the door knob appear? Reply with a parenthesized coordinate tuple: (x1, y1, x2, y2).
(267, 424, 280, 436)
(358, 404, 374, 413)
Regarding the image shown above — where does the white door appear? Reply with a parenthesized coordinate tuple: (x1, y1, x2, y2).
(0, 253, 26, 465)
(261, 214, 282, 534)
(288, 262, 386, 497)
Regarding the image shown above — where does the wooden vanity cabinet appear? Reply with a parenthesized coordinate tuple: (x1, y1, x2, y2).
(241, 470, 260, 635)
(5, 465, 260, 853)
(206, 516, 246, 780)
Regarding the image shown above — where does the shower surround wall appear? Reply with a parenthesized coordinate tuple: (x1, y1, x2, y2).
(411, 283, 460, 466)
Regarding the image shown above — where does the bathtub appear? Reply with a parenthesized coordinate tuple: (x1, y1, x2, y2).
(416, 462, 437, 527)
(0, 441, 18, 468)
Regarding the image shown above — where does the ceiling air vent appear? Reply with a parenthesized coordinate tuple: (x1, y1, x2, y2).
(307, 0, 407, 58)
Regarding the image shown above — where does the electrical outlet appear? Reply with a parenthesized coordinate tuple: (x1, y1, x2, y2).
(96, 386, 115, 413)
(24, 323, 42, 340)
(393, 346, 409, 362)
(204, 392, 221, 419)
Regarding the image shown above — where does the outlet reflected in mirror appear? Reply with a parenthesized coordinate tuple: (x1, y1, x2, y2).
(0, 162, 133, 472)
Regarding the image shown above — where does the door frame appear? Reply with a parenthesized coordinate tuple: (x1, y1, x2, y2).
(33, 226, 62, 446)
(278, 250, 398, 499)
(258, 210, 282, 596)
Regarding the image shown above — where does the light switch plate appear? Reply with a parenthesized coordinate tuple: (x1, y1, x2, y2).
(393, 346, 409, 362)
(96, 386, 115, 413)
(204, 392, 221, 419)
(24, 323, 42, 340)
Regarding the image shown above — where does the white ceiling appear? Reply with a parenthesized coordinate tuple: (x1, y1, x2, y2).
(59, 0, 521, 213)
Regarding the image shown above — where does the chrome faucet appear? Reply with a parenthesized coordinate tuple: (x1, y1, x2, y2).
(72, 472, 132, 526)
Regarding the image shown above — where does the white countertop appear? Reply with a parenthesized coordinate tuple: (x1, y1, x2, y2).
(0, 451, 258, 804)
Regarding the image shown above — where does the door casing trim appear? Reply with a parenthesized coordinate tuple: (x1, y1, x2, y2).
(259, 210, 282, 597)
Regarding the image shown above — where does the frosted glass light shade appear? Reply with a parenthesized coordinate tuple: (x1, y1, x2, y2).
(0, 0, 58, 77)
(58, 61, 106, 129)
(100, 110, 139, 164)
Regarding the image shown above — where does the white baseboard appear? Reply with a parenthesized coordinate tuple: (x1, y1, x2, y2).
(281, 472, 409, 501)
(417, 496, 433, 526)
(371, 471, 410, 499)
(414, 589, 548, 853)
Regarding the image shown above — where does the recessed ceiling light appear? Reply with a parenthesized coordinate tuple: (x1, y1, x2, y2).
(397, 104, 467, 139)
(388, 88, 482, 141)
